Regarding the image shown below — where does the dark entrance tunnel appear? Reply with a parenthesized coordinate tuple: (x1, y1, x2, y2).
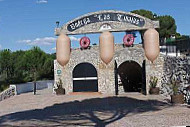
(118, 61, 142, 92)
(73, 62, 98, 92)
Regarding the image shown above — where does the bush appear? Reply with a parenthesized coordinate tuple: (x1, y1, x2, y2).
(167, 78, 181, 95)
(0, 81, 9, 92)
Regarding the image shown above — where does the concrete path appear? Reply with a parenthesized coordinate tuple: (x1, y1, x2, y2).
(0, 89, 190, 127)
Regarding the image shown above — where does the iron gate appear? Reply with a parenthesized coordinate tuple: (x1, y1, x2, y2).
(73, 62, 98, 92)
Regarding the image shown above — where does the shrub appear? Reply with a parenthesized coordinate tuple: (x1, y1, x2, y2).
(169, 79, 181, 95)
(149, 76, 158, 88)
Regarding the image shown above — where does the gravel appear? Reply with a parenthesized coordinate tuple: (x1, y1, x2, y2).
(0, 89, 189, 127)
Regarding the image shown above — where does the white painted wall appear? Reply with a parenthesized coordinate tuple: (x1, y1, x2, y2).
(10, 80, 54, 95)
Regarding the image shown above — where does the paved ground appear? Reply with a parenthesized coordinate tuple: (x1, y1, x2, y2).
(0, 88, 190, 127)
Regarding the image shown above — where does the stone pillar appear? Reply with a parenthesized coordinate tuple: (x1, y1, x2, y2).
(145, 55, 164, 95)
(98, 59, 115, 94)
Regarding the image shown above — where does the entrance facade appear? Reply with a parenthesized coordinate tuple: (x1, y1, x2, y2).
(73, 62, 98, 92)
(54, 10, 161, 95)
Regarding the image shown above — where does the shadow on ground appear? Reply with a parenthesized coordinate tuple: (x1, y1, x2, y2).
(0, 96, 170, 127)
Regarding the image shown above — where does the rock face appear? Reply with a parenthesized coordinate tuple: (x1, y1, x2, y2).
(161, 56, 190, 97)
(54, 44, 190, 97)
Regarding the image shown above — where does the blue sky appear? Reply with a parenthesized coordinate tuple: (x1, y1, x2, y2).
(0, 0, 190, 53)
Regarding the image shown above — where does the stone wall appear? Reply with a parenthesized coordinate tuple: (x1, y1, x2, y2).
(143, 55, 190, 97)
(115, 44, 165, 95)
(54, 46, 115, 94)
(145, 54, 164, 94)
(161, 56, 190, 96)
(54, 44, 152, 95)
(115, 44, 145, 94)
(54, 44, 190, 97)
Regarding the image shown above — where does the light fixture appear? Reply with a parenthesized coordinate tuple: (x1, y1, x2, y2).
(56, 21, 60, 28)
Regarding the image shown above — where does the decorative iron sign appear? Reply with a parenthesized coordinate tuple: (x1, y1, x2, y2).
(67, 12, 145, 32)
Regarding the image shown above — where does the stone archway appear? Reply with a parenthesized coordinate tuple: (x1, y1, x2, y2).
(54, 10, 160, 95)
(118, 61, 142, 92)
(73, 62, 98, 92)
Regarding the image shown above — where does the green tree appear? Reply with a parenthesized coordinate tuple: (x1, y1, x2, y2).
(0, 49, 14, 91)
(0, 47, 55, 92)
(20, 47, 47, 94)
(38, 53, 55, 80)
(0, 49, 13, 82)
(131, 9, 156, 20)
(10, 50, 26, 83)
(131, 9, 177, 38)
(21, 47, 47, 82)
(155, 15, 177, 38)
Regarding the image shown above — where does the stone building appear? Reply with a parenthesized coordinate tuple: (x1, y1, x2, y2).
(54, 10, 163, 95)
(54, 43, 165, 95)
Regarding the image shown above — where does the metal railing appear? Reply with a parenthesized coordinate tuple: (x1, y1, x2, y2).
(160, 38, 190, 55)
(0, 87, 15, 101)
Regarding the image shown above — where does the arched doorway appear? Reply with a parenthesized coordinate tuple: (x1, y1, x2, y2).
(118, 61, 142, 92)
(73, 62, 98, 92)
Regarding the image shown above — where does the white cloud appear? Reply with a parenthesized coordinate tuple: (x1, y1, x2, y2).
(0, 44, 2, 50)
(18, 37, 56, 46)
(51, 47, 56, 50)
(69, 36, 80, 42)
(18, 36, 80, 46)
(51, 36, 80, 51)
(36, 0, 48, 4)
